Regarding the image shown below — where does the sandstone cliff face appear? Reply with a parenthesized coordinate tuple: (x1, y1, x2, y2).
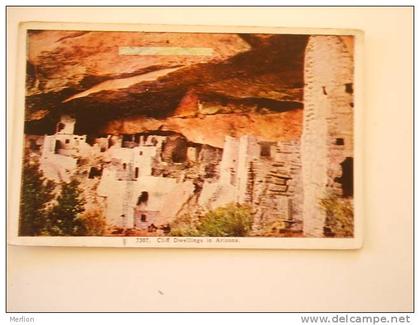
(25, 30, 308, 144)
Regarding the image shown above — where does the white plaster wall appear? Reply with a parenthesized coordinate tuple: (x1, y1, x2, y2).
(130, 176, 178, 212)
(96, 168, 116, 197)
(98, 172, 194, 227)
(219, 136, 239, 185)
(158, 180, 195, 223)
(198, 181, 236, 210)
(133, 146, 157, 176)
(108, 146, 158, 177)
(39, 154, 78, 183)
(41, 135, 55, 156)
(40, 136, 78, 183)
(97, 169, 126, 226)
(108, 147, 134, 164)
(77, 142, 92, 157)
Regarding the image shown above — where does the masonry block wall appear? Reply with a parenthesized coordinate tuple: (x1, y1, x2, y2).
(250, 139, 303, 232)
(302, 35, 354, 237)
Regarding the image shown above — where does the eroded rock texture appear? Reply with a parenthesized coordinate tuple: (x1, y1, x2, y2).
(25, 31, 307, 147)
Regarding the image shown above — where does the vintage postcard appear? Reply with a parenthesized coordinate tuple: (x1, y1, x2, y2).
(8, 22, 363, 249)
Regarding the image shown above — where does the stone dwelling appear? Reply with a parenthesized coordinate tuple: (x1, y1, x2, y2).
(39, 115, 114, 183)
(199, 135, 303, 232)
(40, 115, 90, 182)
(38, 116, 304, 233)
(96, 136, 196, 229)
(34, 35, 354, 237)
(95, 132, 304, 231)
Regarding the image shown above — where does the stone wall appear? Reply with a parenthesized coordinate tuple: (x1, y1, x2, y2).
(161, 135, 188, 163)
(219, 136, 239, 186)
(200, 135, 302, 233)
(97, 169, 195, 229)
(197, 144, 223, 180)
(40, 133, 90, 182)
(248, 140, 302, 232)
(96, 131, 224, 228)
(302, 35, 354, 237)
(236, 136, 261, 203)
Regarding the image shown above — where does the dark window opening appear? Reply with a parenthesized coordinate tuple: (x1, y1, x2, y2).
(88, 167, 102, 179)
(65, 139, 70, 144)
(334, 157, 353, 197)
(173, 152, 186, 162)
(56, 122, 65, 133)
(260, 144, 272, 157)
(345, 83, 353, 94)
(137, 191, 149, 205)
(161, 136, 188, 163)
(122, 134, 132, 142)
(172, 145, 187, 162)
(29, 139, 38, 151)
(54, 140, 62, 154)
(134, 167, 139, 178)
(322, 86, 328, 95)
(139, 151, 143, 156)
(335, 138, 345, 145)
(141, 214, 147, 222)
(122, 134, 137, 148)
(123, 163, 127, 170)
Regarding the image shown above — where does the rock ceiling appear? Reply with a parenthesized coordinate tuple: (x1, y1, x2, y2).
(25, 30, 308, 147)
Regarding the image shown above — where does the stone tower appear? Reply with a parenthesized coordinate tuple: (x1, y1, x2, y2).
(302, 35, 354, 237)
(56, 115, 76, 135)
